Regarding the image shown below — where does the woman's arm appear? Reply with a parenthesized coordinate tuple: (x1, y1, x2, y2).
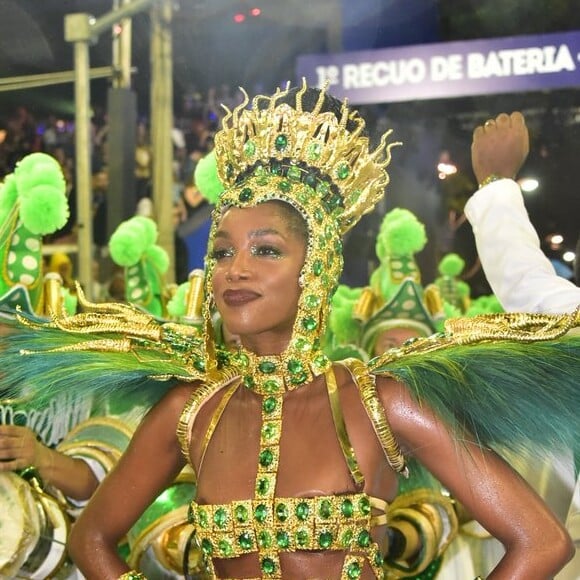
(378, 377, 574, 579)
(68, 382, 193, 579)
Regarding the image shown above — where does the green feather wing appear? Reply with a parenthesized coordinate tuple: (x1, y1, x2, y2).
(369, 312, 580, 457)
(0, 297, 206, 411)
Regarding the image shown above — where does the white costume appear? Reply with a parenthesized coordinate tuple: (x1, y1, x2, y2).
(465, 178, 580, 580)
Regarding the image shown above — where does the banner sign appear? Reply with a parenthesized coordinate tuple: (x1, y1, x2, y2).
(296, 30, 580, 104)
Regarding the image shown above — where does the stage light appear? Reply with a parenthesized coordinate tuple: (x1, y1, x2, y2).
(550, 234, 564, 246)
(437, 162, 457, 179)
(518, 177, 539, 192)
(250, 7, 261, 16)
(563, 251, 575, 263)
(233, 13, 246, 23)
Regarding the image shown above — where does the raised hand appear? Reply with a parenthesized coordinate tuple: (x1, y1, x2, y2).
(471, 112, 529, 185)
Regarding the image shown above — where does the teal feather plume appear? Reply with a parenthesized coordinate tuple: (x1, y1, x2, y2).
(370, 330, 580, 457)
(0, 304, 205, 411)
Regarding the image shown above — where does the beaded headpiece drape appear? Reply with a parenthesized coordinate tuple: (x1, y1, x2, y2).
(201, 81, 399, 389)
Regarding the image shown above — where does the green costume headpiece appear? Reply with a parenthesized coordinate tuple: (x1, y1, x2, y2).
(200, 81, 399, 390)
(356, 208, 445, 357)
(108, 216, 170, 317)
(0, 152, 70, 315)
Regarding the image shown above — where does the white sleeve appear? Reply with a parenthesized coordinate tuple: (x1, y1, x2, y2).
(65, 456, 107, 508)
(464, 179, 580, 314)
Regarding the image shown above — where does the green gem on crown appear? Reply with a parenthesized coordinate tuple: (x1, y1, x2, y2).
(301, 316, 317, 332)
(336, 162, 350, 179)
(307, 142, 322, 160)
(278, 179, 291, 192)
(239, 187, 253, 202)
(312, 260, 323, 276)
(296, 529, 309, 546)
(274, 134, 288, 151)
(243, 140, 256, 156)
(287, 165, 302, 181)
(358, 496, 371, 515)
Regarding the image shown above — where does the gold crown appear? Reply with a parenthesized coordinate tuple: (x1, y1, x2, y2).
(214, 80, 400, 233)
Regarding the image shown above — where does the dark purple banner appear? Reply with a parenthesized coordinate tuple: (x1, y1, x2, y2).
(296, 31, 580, 104)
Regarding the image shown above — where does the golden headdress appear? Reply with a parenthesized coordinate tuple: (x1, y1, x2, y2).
(203, 81, 399, 390)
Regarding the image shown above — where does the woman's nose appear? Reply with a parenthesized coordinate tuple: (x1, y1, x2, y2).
(226, 251, 250, 281)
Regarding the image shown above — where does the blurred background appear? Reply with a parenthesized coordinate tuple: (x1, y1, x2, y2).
(1, 0, 578, 295)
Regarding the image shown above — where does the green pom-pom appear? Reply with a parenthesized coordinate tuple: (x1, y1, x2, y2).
(14, 153, 69, 235)
(466, 294, 504, 316)
(144, 244, 170, 274)
(194, 151, 223, 204)
(167, 281, 189, 317)
(131, 216, 158, 248)
(378, 208, 427, 257)
(14, 153, 65, 194)
(109, 216, 160, 266)
(19, 183, 69, 235)
(438, 253, 465, 277)
(109, 222, 146, 266)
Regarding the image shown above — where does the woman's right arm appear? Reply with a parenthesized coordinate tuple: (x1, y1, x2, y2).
(68, 382, 194, 579)
(378, 376, 574, 579)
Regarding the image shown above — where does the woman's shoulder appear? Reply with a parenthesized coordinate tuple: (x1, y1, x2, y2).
(156, 380, 203, 414)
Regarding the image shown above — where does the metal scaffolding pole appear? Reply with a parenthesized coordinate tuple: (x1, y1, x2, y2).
(112, 0, 134, 89)
(150, 0, 175, 284)
(0, 67, 115, 92)
(65, 13, 94, 299)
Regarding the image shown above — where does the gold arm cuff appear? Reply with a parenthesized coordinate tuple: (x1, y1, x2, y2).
(118, 571, 146, 580)
(342, 359, 407, 476)
(478, 173, 503, 189)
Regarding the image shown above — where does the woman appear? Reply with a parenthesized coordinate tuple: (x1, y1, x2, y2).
(22, 84, 577, 579)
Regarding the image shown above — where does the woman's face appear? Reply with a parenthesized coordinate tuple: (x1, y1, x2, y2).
(211, 202, 307, 354)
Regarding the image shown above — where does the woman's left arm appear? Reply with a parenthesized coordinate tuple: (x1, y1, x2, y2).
(377, 376, 574, 580)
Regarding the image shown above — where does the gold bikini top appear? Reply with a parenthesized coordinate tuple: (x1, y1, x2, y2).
(177, 360, 405, 579)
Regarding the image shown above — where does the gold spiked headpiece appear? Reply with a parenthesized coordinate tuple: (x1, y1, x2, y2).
(203, 82, 399, 390)
(214, 81, 399, 234)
